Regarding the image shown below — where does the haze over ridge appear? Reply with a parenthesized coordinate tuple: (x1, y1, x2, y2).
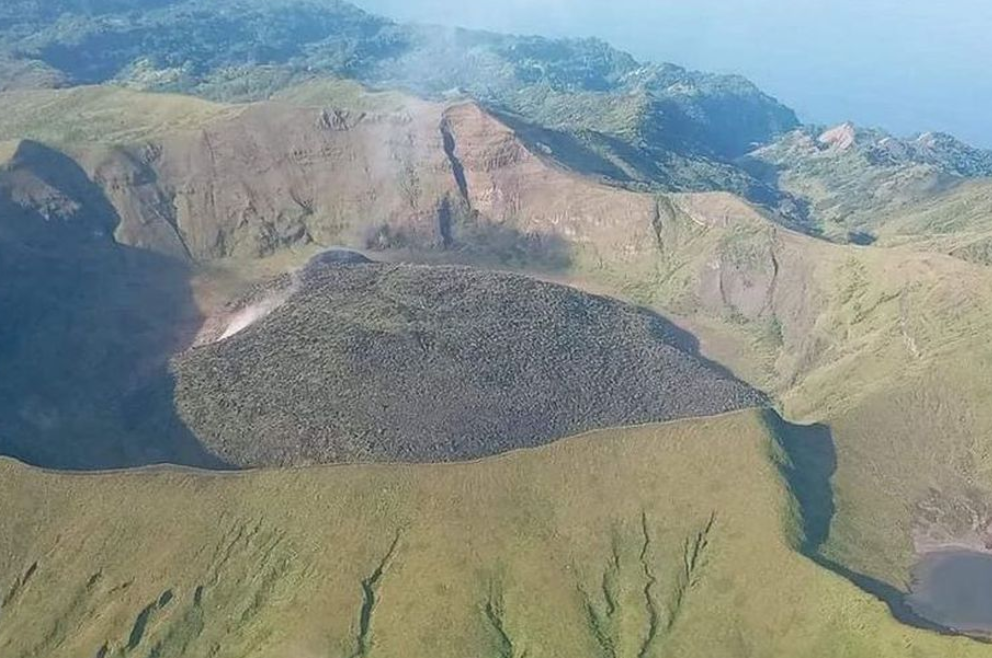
(357, 0, 992, 147)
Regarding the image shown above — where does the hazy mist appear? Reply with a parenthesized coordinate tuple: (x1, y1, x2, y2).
(356, 0, 992, 147)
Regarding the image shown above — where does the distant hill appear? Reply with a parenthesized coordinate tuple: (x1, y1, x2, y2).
(173, 263, 765, 466)
(9, 0, 992, 231)
(869, 179, 992, 266)
(4, 0, 991, 232)
(744, 122, 992, 241)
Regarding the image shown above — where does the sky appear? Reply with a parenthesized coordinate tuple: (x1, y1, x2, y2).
(355, 0, 992, 147)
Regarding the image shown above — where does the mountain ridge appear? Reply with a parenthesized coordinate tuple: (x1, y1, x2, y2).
(4, 0, 990, 239)
(745, 120, 992, 241)
(0, 0, 799, 197)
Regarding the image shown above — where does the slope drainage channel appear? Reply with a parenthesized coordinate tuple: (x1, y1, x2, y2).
(906, 550, 992, 637)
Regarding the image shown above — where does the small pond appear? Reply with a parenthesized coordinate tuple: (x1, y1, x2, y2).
(906, 550, 992, 634)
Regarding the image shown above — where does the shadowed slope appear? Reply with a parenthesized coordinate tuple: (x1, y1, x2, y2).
(0, 140, 224, 469)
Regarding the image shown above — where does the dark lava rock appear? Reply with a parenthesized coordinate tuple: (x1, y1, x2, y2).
(173, 264, 766, 467)
(303, 248, 373, 273)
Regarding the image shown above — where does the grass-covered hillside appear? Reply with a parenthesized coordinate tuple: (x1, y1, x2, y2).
(2, 1, 992, 652)
(173, 263, 764, 467)
(869, 179, 992, 266)
(0, 86, 239, 146)
(573, 188, 992, 587)
(744, 123, 992, 243)
(1, 411, 986, 658)
(1, 50, 992, 648)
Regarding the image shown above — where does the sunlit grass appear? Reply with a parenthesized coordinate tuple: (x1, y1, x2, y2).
(1, 411, 986, 657)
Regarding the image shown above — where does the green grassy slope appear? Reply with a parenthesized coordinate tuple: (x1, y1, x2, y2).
(0, 86, 239, 147)
(744, 126, 992, 243)
(821, 352, 992, 585)
(0, 81, 424, 149)
(874, 179, 992, 238)
(870, 179, 992, 266)
(577, 193, 992, 410)
(0, 139, 19, 164)
(270, 77, 426, 114)
(559, 191, 992, 588)
(0, 411, 985, 658)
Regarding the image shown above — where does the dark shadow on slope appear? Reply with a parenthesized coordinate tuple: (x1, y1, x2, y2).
(847, 231, 878, 246)
(763, 410, 974, 637)
(454, 220, 575, 272)
(736, 154, 782, 189)
(765, 411, 836, 553)
(638, 309, 765, 393)
(379, 218, 578, 274)
(0, 141, 230, 470)
(488, 109, 643, 185)
(736, 155, 820, 233)
(818, 559, 971, 637)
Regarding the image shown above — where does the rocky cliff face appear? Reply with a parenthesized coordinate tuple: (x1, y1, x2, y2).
(26, 94, 663, 271)
(85, 99, 460, 260)
(440, 102, 662, 263)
